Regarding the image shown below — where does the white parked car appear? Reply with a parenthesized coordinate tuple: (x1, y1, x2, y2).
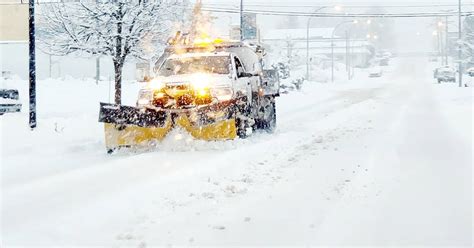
(434, 66, 456, 83)
(0, 89, 22, 115)
(466, 67, 474, 77)
(369, 67, 383, 78)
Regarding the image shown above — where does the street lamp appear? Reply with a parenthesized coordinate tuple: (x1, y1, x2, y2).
(331, 20, 357, 83)
(306, 5, 342, 81)
(306, 6, 328, 81)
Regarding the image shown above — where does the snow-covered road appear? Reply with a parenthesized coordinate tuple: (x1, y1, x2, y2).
(1, 58, 472, 246)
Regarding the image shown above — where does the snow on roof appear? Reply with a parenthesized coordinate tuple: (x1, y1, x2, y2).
(263, 28, 336, 40)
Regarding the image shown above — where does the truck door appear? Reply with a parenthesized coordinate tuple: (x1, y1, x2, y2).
(234, 56, 252, 101)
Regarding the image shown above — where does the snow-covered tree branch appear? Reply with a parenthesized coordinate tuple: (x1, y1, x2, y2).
(461, 16, 474, 65)
(39, 0, 189, 104)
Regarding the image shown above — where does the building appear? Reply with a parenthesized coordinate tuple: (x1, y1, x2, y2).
(0, 1, 28, 42)
(262, 28, 374, 68)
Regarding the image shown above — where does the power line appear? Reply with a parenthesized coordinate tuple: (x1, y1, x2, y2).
(2, 1, 470, 18)
(203, 3, 474, 9)
(201, 7, 474, 18)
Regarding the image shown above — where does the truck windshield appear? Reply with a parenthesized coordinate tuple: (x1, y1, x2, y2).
(159, 56, 230, 76)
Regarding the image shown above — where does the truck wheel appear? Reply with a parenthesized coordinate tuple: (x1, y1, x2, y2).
(258, 96, 276, 132)
(235, 99, 252, 139)
(438, 79, 441, 84)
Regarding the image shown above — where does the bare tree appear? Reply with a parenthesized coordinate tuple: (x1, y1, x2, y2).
(40, 0, 188, 104)
(462, 16, 474, 66)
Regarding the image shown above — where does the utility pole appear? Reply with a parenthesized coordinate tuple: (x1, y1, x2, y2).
(49, 54, 52, 78)
(29, 0, 36, 129)
(458, 0, 463, 87)
(240, 0, 243, 41)
(96, 7, 100, 85)
(437, 24, 442, 66)
(306, 6, 327, 81)
(445, 15, 449, 65)
(331, 20, 357, 83)
(346, 30, 350, 80)
(96, 57, 100, 85)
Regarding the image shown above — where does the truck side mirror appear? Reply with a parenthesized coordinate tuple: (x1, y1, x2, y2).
(253, 62, 262, 73)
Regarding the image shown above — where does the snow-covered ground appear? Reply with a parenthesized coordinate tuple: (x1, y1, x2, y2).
(1, 57, 472, 246)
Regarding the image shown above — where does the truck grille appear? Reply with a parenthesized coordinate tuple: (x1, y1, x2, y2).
(152, 83, 211, 108)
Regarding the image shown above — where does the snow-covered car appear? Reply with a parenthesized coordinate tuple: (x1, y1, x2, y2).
(379, 58, 389, 66)
(466, 67, 474, 77)
(369, 67, 383, 78)
(434, 66, 456, 83)
(382, 51, 393, 58)
(0, 89, 22, 115)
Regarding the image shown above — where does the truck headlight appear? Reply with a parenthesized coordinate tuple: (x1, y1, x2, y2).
(191, 73, 211, 90)
(148, 78, 164, 90)
(196, 88, 210, 98)
(211, 87, 233, 101)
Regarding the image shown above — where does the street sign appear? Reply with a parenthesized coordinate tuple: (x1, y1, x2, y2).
(242, 13, 257, 40)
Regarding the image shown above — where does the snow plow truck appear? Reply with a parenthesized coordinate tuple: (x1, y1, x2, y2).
(98, 37, 279, 153)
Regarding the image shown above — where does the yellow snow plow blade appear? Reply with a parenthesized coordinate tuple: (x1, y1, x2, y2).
(99, 102, 238, 152)
(175, 115, 237, 141)
(104, 122, 173, 150)
(103, 115, 237, 151)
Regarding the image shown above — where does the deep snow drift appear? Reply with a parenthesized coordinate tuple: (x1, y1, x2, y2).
(1, 58, 472, 246)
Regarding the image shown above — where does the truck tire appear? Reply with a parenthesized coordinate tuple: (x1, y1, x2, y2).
(235, 98, 252, 139)
(257, 96, 276, 132)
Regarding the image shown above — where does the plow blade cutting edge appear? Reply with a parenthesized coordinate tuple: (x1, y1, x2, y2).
(98, 103, 237, 152)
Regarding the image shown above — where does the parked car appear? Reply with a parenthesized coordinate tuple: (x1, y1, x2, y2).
(379, 58, 389, 66)
(434, 66, 456, 83)
(382, 51, 393, 58)
(466, 67, 474, 77)
(0, 89, 22, 115)
(369, 67, 383, 78)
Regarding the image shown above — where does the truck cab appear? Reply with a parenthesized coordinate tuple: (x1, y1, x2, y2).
(137, 51, 259, 109)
